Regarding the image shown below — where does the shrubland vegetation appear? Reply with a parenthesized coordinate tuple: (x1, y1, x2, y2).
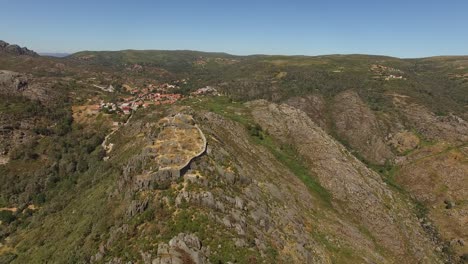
(0, 49, 467, 263)
(67, 51, 468, 117)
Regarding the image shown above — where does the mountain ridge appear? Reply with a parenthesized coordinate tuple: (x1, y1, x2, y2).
(67, 48, 468, 60)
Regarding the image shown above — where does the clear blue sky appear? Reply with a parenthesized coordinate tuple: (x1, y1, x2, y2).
(1, 0, 467, 57)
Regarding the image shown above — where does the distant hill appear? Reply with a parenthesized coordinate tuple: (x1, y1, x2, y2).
(65, 49, 468, 118)
(67, 49, 239, 72)
(39, 52, 70, 58)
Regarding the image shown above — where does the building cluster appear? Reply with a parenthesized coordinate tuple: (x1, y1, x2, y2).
(370, 64, 406, 81)
(96, 83, 219, 116)
(384, 75, 405, 81)
(127, 83, 179, 95)
(99, 83, 184, 115)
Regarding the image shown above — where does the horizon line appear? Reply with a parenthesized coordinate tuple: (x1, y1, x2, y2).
(37, 48, 468, 60)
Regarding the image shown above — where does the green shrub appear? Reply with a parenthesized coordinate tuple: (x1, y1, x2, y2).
(0, 253, 17, 263)
(0, 210, 16, 224)
(247, 123, 264, 139)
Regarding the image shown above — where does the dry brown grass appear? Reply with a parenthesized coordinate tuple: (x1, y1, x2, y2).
(152, 115, 205, 170)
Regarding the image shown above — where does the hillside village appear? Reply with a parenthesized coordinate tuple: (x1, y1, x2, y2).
(86, 82, 220, 116)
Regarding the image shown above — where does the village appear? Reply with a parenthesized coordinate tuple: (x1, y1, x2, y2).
(97, 82, 219, 115)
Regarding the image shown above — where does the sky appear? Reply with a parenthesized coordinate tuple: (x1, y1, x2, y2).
(1, 0, 467, 58)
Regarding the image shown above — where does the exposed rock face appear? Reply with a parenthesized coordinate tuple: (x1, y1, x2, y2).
(151, 233, 210, 264)
(0, 70, 29, 94)
(0, 40, 8, 48)
(0, 40, 38, 56)
(248, 100, 443, 263)
(331, 90, 393, 165)
(388, 130, 420, 154)
(126, 198, 149, 217)
(0, 70, 52, 103)
(392, 95, 468, 143)
(175, 190, 217, 210)
(199, 111, 334, 263)
(150, 169, 181, 188)
(284, 94, 328, 130)
(0, 71, 53, 159)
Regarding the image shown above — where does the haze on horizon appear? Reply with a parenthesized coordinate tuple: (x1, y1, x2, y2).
(1, 0, 468, 58)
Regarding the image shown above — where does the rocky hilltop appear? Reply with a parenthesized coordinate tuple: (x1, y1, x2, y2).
(0, 40, 38, 57)
(0, 70, 53, 102)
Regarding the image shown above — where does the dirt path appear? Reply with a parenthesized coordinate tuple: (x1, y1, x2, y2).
(0, 207, 17, 212)
(102, 113, 134, 158)
(0, 156, 9, 165)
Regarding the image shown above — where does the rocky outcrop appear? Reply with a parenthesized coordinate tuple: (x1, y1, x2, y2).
(0, 70, 52, 103)
(155, 167, 181, 182)
(126, 198, 149, 217)
(0, 40, 7, 48)
(331, 90, 394, 165)
(284, 94, 329, 130)
(0, 70, 29, 94)
(0, 40, 38, 56)
(388, 130, 420, 154)
(151, 233, 210, 264)
(392, 95, 468, 143)
(119, 113, 207, 193)
(0, 70, 54, 158)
